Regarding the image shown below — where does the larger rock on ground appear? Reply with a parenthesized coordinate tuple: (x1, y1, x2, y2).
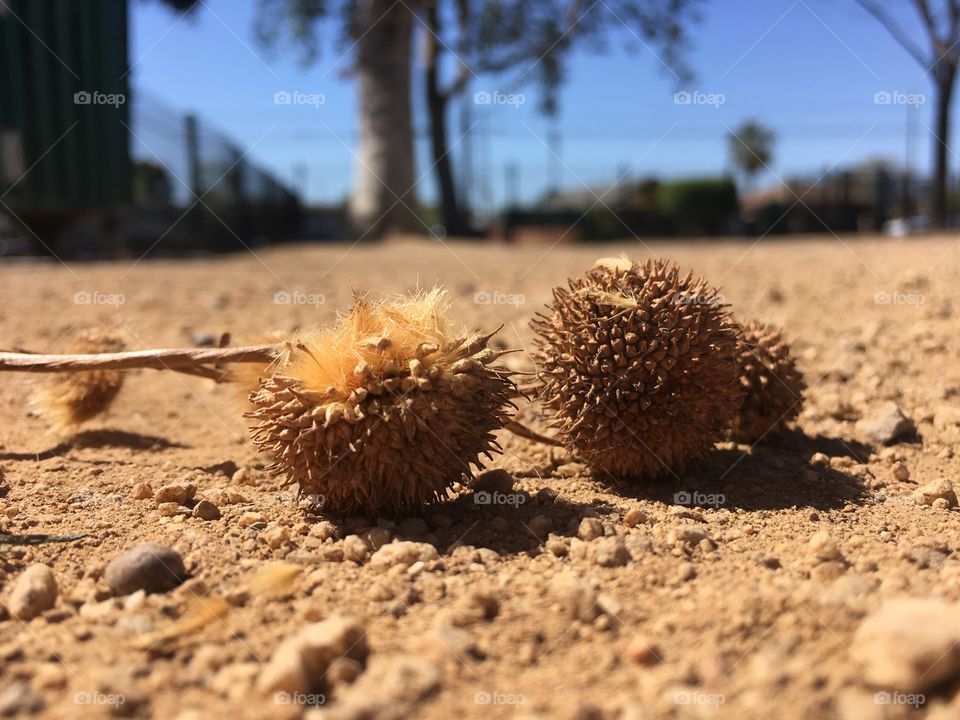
(104, 543, 187, 596)
(851, 598, 960, 693)
(857, 402, 916, 445)
(257, 615, 368, 696)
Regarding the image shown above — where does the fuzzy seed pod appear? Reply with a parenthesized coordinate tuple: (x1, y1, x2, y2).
(246, 290, 516, 515)
(728, 320, 805, 443)
(33, 329, 126, 430)
(531, 257, 741, 480)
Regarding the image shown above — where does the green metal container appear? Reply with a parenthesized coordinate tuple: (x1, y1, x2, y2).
(0, 0, 130, 215)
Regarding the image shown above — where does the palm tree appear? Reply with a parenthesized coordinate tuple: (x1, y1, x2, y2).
(728, 121, 775, 193)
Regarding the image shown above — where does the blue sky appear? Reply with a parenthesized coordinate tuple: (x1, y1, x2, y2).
(129, 0, 936, 209)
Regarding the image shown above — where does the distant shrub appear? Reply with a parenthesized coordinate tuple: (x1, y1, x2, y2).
(656, 178, 739, 235)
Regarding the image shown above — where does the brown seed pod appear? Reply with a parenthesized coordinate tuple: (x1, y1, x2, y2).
(246, 290, 517, 515)
(531, 257, 741, 480)
(32, 329, 127, 430)
(728, 320, 806, 443)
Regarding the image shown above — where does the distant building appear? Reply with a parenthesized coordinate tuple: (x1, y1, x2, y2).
(740, 159, 927, 234)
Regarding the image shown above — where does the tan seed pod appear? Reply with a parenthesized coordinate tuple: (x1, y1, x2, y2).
(246, 290, 516, 515)
(32, 329, 127, 430)
(531, 258, 741, 480)
(728, 320, 806, 443)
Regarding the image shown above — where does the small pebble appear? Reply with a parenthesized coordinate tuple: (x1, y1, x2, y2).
(808, 531, 843, 562)
(239, 512, 265, 527)
(154, 482, 196, 506)
(232, 468, 254, 485)
(546, 537, 569, 557)
(549, 573, 599, 622)
(594, 537, 631, 567)
(678, 563, 697, 582)
(8, 564, 58, 620)
(343, 535, 370, 563)
(131, 483, 153, 500)
(578, 517, 604, 541)
(369, 541, 438, 570)
(259, 525, 290, 549)
(626, 638, 661, 665)
(157, 502, 180, 517)
(667, 525, 708, 546)
(192, 500, 222, 521)
(891, 461, 910, 482)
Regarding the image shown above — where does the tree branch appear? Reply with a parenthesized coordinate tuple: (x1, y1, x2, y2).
(855, 0, 929, 66)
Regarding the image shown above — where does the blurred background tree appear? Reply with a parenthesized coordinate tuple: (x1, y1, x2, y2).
(856, 0, 960, 229)
(153, 0, 202, 11)
(421, 0, 703, 236)
(255, 0, 417, 237)
(728, 120, 775, 192)
(252, 0, 702, 237)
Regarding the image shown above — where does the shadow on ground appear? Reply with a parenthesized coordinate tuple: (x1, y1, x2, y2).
(0, 428, 186, 460)
(598, 430, 868, 512)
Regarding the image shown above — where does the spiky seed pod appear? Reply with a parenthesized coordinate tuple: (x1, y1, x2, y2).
(32, 329, 126, 430)
(728, 320, 806, 443)
(246, 290, 517, 515)
(531, 257, 741, 480)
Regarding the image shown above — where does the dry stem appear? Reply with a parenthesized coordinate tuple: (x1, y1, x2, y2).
(0, 343, 561, 445)
(0, 345, 279, 377)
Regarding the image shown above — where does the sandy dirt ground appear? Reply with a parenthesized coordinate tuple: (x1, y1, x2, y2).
(1, 236, 960, 719)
